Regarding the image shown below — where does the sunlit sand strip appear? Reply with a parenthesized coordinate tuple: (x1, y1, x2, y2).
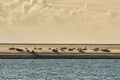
(0, 44, 120, 59)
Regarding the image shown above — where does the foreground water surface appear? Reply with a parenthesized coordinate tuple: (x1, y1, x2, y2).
(0, 59, 120, 80)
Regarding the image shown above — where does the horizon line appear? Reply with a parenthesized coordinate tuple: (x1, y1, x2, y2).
(0, 43, 120, 45)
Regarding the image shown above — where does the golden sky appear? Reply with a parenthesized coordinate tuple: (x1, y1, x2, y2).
(0, 0, 120, 44)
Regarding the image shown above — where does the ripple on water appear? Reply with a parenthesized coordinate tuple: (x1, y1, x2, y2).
(0, 59, 120, 80)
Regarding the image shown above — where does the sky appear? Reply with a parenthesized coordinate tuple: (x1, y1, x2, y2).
(0, 0, 120, 44)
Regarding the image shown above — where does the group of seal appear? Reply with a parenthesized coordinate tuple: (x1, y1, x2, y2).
(8, 46, 111, 54)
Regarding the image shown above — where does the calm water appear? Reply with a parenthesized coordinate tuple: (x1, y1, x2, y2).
(0, 59, 120, 80)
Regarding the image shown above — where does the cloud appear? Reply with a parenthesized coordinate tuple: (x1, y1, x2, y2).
(0, 0, 120, 43)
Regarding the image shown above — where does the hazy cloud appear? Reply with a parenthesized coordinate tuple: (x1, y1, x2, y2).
(0, 0, 120, 43)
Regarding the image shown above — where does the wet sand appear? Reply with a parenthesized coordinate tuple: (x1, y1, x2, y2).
(0, 53, 120, 59)
(0, 44, 120, 59)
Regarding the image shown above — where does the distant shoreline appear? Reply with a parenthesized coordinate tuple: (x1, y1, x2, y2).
(0, 43, 120, 45)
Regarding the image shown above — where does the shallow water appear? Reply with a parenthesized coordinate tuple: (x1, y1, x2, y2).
(0, 59, 120, 80)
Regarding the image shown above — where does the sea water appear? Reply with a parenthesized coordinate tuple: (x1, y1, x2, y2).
(0, 59, 120, 80)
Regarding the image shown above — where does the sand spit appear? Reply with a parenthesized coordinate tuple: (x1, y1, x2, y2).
(0, 44, 120, 59)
